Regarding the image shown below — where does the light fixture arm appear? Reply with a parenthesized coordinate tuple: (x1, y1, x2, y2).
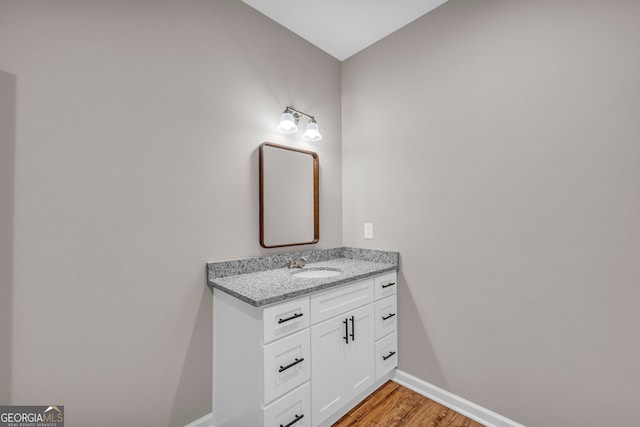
(283, 106, 316, 123)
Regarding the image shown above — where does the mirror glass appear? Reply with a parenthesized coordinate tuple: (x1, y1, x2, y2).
(259, 142, 319, 248)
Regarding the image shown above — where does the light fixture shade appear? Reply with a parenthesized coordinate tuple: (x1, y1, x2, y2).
(277, 112, 298, 133)
(302, 120, 322, 141)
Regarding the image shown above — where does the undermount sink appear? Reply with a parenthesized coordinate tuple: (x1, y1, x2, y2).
(292, 268, 342, 279)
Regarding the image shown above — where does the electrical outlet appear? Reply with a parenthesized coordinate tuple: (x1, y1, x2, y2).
(364, 223, 374, 239)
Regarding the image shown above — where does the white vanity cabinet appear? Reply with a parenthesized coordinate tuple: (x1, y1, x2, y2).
(213, 271, 397, 427)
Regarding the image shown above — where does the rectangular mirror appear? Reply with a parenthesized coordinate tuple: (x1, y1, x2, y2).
(259, 142, 319, 248)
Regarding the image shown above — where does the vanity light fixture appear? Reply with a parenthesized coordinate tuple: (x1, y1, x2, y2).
(277, 106, 323, 141)
(276, 110, 298, 133)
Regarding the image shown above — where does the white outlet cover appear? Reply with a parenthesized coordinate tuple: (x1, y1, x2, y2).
(364, 223, 374, 239)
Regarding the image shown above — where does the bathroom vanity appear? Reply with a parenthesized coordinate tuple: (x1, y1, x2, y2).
(207, 248, 399, 427)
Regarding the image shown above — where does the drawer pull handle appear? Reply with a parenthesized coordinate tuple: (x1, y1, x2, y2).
(381, 282, 396, 289)
(278, 313, 303, 324)
(382, 351, 396, 361)
(343, 318, 349, 344)
(382, 313, 396, 321)
(349, 315, 355, 341)
(279, 357, 304, 373)
(280, 413, 304, 427)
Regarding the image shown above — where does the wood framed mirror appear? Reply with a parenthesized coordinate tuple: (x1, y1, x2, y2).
(259, 142, 319, 248)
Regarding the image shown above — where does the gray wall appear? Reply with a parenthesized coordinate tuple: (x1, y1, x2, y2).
(0, 1, 341, 425)
(342, 1, 640, 426)
(0, 71, 16, 404)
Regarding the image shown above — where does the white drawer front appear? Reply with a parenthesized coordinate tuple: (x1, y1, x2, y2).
(375, 331, 397, 380)
(263, 297, 310, 344)
(263, 382, 310, 427)
(310, 279, 374, 324)
(374, 272, 397, 300)
(374, 295, 397, 341)
(263, 329, 310, 404)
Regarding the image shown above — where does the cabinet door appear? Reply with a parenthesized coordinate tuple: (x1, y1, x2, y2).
(310, 316, 347, 426)
(311, 304, 375, 427)
(344, 304, 375, 401)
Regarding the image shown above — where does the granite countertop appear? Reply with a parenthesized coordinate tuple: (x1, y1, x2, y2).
(207, 247, 399, 307)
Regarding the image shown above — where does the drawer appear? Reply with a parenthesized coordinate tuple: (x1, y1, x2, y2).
(263, 329, 310, 404)
(263, 297, 310, 344)
(263, 382, 310, 427)
(375, 331, 397, 380)
(374, 272, 397, 300)
(310, 279, 374, 324)
(374, 295, 397, 341)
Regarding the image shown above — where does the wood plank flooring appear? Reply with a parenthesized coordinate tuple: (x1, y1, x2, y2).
(333, 381, 485, 427)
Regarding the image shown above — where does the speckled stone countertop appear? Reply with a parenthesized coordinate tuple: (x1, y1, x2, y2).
(207, 247, 399, 307)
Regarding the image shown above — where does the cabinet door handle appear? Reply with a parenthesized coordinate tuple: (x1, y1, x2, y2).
(343, 318, 349, 344)
(279, 357, 304, 373)
(280, 413, 304, 427)
(382, 313, 396, 321)
(278, 312, 303, 324)
(349, 316, 355, 341)
(381, 282, 396, 289)
(382, 351, 396, 361)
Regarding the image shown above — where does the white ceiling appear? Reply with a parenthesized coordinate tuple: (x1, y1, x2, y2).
(241, 0, 449, 61)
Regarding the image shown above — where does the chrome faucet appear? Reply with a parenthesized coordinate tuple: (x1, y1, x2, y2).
(288, 257, 307, 269)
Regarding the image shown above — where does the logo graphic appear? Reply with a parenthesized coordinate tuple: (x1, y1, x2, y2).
(0, 405, 64, 427)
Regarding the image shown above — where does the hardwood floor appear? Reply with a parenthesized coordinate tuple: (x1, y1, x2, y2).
(333, 381, 485, 427)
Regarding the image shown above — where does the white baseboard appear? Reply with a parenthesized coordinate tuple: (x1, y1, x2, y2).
(393, 370, 525, 427)
(184, 412, 214, 427)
